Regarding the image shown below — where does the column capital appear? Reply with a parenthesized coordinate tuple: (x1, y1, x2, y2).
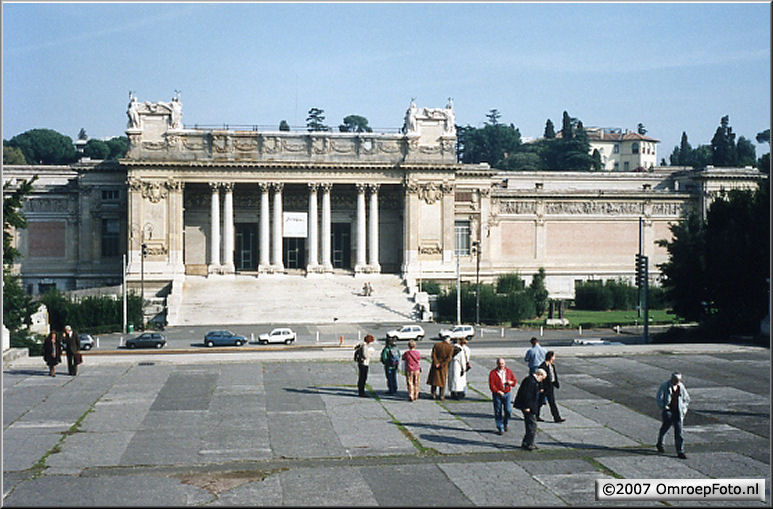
(209, 182, 221, 192)
(308, 182, 319, 192)
(258, 182, 270, 192)
(367, 183, 381, 193)
(356, 183, 368, 193)
(320, 182, 333, 192)
(222, 182, 235, 192)
(272, 182, 284, 192)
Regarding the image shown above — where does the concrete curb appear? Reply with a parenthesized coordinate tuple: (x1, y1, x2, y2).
(4, 342, 765, 368)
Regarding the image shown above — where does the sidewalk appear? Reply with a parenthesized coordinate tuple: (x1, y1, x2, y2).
(3, 343, 769, 506)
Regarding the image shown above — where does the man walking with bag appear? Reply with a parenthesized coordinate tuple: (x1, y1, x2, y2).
(63, 325, 81, 376)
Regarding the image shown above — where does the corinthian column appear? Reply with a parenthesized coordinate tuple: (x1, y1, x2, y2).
(259, 182, 270, 272)
(209, 182, 221, 271)
(368, 184, 380, 272)
(321, 183, 333, 271)
(355, 183, 367, 273)
(307, 183, 319, 272)
(272, 183, 284, 271)
(222, 182, 235, 273)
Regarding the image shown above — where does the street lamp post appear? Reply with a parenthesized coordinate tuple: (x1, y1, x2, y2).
(472, 241, 480, 326)
(141, 242, 147, 327)
(456, 248, 461, 325)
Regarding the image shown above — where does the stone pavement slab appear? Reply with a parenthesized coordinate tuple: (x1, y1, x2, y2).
(439, 460, 563, 506)
(363, 463, 471, 506)
(559, 399, 660, 444)
(278, 466, 378, 506)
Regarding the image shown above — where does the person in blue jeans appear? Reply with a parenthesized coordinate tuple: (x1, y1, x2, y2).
(488, 358, 517, 435)
(380, 338, 400, 395)
(523, 337, 546, 375)
(656, 372, 690, 459)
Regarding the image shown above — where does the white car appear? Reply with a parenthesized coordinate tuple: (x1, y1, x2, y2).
(258, 328, 296, 345)
(438, 324, 475, 340)
(386, 325, 426, 341)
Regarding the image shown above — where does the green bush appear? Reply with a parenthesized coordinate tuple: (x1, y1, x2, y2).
(420, 281, 441, 295)
(37, 289, 143, 333)
(9, 330, 43, 357)
(435, 282, 536, 326)
(574, 280, 613, 310)
(497, 272, 525, 294)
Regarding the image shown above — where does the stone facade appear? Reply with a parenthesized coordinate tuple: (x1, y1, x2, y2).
(3, 96, 766, 306)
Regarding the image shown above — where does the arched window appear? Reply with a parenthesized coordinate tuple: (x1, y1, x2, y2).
(632, 142, 639, 154)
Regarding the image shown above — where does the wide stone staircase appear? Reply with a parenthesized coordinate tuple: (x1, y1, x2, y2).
(168, 273, 419, 326)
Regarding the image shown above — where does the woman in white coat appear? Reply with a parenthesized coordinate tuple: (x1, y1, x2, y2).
(448, 338, 470, 399)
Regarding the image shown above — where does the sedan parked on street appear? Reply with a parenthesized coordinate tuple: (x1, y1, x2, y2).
(126, 332, 166, 349)
(386, 325, 425, 341)
(204, 330, 247, 347)
(257, 328, 296, 345)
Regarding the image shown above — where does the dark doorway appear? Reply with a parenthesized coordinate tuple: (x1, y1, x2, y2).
(235, 223, 258, 271)
(283, 238, 306, 269)
(331, 223, 351, 269)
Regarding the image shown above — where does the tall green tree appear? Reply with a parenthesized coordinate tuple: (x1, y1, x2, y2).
(657, 182, 770, 336)
(736, 136, 756, 167)
(7, 129, 77, 165)
(710, 115, 737, 166)
(456, 111, 522, 168)
(338, 115, 372, 133)
(543, 119, 555, 139)
(84, 139, 110, 160)
(3, 141, 27, 164)
(106, 136, 129, 159)
(306, 108, 329, 132)
(756, 129, 770, 174)
(529, 268, 549, 317)
(670, 131, 693, 166)
(3, 177, 39, 333)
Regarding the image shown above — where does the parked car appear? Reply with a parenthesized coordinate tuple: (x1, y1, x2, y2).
(257, 328, 296, 345)
(204, 330, 247, 347)
(386, 325, 425, 341)
(438, 324, 475, 340)
(126, 332, 166, 349)
(63, 333, 95, 351)
(79, 333, 95, 350)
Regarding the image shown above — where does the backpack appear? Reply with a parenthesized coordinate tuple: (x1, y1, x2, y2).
(389, 347, 400, 368)
(354, 343, 365, 364)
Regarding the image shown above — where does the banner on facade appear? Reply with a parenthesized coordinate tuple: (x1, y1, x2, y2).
(283, 212, 307, 238)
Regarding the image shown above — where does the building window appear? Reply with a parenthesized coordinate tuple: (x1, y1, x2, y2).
(632, 142, 639, 154)
(614, 162, 620, 170)
(102, 189, 119, 201)
(102, 219, 120, 257)
(623, 161, 630, 171)
(454, 220, 470, 256)
(613, 144, 619, 154)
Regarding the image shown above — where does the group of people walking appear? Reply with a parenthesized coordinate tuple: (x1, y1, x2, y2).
(354, 334, 470, 402)
(354, 333, 691, 458)
(42, 325, 81, 377)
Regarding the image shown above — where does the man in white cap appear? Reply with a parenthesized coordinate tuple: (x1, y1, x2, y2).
(656, 372, 690, 459)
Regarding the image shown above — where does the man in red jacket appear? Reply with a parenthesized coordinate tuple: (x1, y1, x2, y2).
(488, 358, 517, 435)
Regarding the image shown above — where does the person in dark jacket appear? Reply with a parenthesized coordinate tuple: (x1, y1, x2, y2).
(42, 331, 62, 377)
(537, 351, 565, 423)
(513, 368, 546, 450)
(63, 325, 80, 376)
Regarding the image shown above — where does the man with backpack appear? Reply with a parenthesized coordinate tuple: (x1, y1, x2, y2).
(354, 334, 376, 397)
(380, 337, 401, 395)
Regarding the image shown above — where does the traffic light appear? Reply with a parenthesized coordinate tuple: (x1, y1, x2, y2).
(141, 243, 148, 257)
(635, 253, 648, 287)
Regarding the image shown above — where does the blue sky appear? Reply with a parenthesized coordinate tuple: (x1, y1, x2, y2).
(3, 2, 770, 160)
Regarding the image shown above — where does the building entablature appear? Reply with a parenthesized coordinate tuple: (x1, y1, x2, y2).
(125, 95, 457, 165)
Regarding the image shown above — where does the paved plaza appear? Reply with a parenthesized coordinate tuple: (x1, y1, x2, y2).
(2, 343, 770, 506)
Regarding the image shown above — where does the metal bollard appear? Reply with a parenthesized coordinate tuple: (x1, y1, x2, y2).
(316, 331, 319, 343)
(358, 330, 361, 342)
(579, 325, 583, 335)
(501, 328, 504, 338)
(540, 326, 543, 337)
(96, 337, 100, 348)
(250, 332, 254, 343)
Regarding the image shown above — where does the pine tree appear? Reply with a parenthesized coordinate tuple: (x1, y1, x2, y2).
(710, 115, 737, 166)
(543, 119, 555, 139)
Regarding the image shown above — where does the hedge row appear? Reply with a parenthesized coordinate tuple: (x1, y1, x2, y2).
(37, 290, 143, 333)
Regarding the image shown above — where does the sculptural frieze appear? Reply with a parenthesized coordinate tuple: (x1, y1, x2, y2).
(233, 137, 259, 152)
(418, 182, 443, 204)
(182, 135, 206, 151)
(141, 181, 170, 203)
(261, 136, 281, 154)
(377, 140, 401, 154)
(281, 138, 307, 153)
(330, 139, 356, 154)
(26, 198, 71, 213)
(542, 201, 644, 215)
(212, 134, 230, 153)
(311, 137, 328, 155)
(419, 244, 442, 255)
(142, 141, 167, 151)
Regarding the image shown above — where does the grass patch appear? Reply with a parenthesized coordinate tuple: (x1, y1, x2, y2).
(585, 457, 623, 478)
(522, 309, 684, 328)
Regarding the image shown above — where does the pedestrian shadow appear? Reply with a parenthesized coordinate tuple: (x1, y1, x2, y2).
(696, 409, 770, 418)
(284, 386, 361, 398)
(3, 369, 49, 377)
(416, 430, 520, 450)
(542, 440, 660, 455)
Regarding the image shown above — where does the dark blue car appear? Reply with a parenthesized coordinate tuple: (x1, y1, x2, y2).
(204, 330, 246, 347)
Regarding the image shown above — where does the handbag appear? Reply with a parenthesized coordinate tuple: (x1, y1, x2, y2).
(466, 361, 472, 373)
(75, 352, 83, 365)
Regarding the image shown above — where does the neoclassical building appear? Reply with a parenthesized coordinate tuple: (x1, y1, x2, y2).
(4, 96, 766, 321)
